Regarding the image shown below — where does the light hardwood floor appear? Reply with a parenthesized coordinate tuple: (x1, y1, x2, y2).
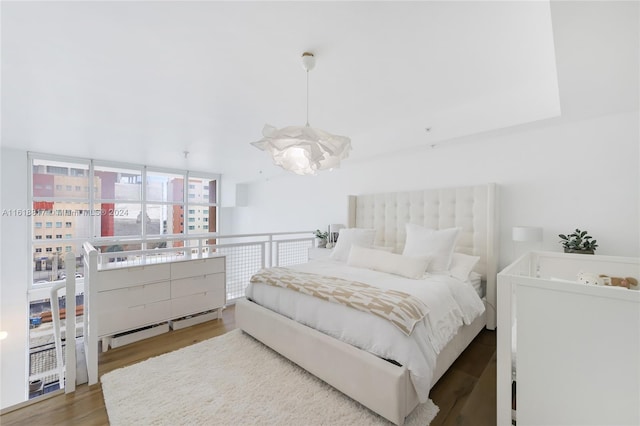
(1, 305, 496, 425)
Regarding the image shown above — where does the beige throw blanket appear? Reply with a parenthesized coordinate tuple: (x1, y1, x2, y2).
(250, 267, 429, 336)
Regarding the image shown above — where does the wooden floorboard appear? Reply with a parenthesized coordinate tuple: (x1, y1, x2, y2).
(1, 306, 496, 425)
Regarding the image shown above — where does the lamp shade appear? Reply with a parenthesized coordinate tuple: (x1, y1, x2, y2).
(252, 124, 351, 175)
(512, 226, 543, 242)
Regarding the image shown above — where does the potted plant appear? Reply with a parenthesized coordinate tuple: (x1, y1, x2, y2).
(314, 229, 328, 248)
(558, 229, 598, 254)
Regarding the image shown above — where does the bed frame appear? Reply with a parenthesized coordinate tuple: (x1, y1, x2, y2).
(236, 183, 499, 425)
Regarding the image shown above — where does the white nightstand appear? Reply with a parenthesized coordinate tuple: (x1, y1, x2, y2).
(308, 247, 332, 261)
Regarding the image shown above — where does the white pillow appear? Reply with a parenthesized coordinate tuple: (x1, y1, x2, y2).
(402, 224, 461, 273)
(330, 228, 376, 262)
(347, 245, 430, 279)
(372, 245, 395, 253)
(448, 253, 481, 281)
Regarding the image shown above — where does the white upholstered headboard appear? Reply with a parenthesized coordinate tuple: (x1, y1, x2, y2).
(347, 183, 499, 329)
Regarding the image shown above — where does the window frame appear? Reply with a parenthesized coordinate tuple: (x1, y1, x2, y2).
(28, 152, 220, 289)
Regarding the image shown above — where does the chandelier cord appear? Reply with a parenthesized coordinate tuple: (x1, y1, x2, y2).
(305, 69, 310, 126)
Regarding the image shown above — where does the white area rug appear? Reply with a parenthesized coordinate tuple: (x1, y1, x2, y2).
(101, 329, 439, 425)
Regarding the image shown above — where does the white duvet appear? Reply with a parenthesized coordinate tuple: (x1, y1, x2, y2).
(245, 259, 485, 403)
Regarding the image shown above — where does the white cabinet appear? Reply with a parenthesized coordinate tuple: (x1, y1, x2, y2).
(497, 251, 640, 426)
(95, 255, 226, 346)
(308, 247, 332, 261)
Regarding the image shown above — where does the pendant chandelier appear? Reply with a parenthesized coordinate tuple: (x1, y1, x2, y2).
(251, 52, 351, 176)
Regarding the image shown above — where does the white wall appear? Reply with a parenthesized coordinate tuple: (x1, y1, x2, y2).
(0, 148, 30, 409)
(229, 110, 640, 269)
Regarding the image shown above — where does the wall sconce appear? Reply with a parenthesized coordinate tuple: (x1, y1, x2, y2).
(0, 331, 8, 340)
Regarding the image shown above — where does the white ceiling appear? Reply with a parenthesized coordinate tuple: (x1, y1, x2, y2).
(2, 1, 563, 182)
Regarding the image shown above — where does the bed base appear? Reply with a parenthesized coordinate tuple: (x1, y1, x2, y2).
(235, 298, 487, 425)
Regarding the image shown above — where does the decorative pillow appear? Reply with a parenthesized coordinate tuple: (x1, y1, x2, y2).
(330, 228, 376, 262)
(448, 253, 481, 281)
(347, 245, 430, 279)
(402, 224, 461, 273)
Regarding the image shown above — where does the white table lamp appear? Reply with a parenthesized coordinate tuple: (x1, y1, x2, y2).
(512, 226, 543, 242)
(512, 226, 543, 261)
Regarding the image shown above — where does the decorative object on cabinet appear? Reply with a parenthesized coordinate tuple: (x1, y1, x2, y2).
(599, 274, 638, 289)
(314, 229, 328, 248)
(577, 271, 604, 286)
(327, 224, 344, 249)
(558, 228, 598, 253)
(251, 52, 351, 175)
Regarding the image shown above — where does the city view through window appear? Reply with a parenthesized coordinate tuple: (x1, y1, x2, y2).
(31, 157, 218, 285)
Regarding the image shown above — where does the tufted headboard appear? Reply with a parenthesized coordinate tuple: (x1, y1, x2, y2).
(347, 183, 498, 329)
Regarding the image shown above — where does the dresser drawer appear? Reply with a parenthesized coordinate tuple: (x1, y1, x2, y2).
(170, 288, 225, 319)
(97, 299, 171, 337)
(99, 264, 170, 291)
(171, 273, 224, 298)
(170, 257, 224, 280)
(97, 281, 170, 314)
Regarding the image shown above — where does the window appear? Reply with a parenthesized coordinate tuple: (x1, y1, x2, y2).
(65, 246, 72, 252)
(35, 248, 42, 253)
(46, 166, 68, 175)
(31, 154, 219, 283)
(45, 248, 52, 253)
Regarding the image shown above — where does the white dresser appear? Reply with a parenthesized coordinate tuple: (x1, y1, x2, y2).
(95, 255, 226, 349)
(497, 251, 640, 426)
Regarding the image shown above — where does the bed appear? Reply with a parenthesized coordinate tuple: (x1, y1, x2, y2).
(236, 183, 498, 425)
